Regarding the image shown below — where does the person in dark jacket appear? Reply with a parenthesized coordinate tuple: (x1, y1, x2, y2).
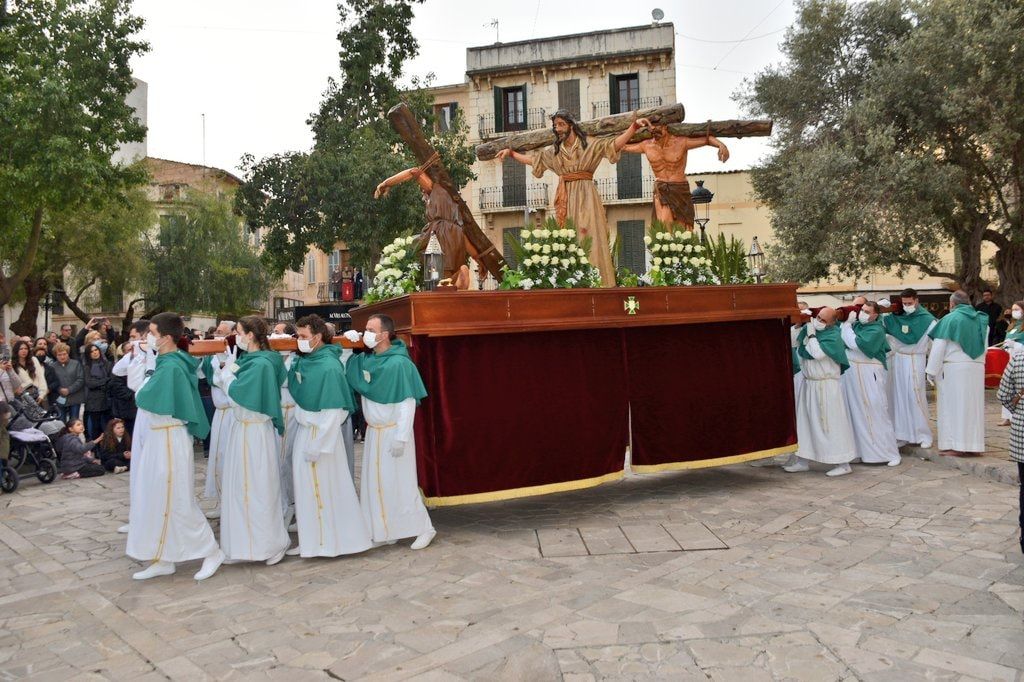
(96, 417, 131, 473)
(57, 419, 105, 479)
(33, 339, 60, 398)
(107, 342, 138, 434)
(51, 343, 85, 423)
(83, 344, 111, 440)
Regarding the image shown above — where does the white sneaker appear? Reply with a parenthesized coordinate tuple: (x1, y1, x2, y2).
(410, 529, 436, 550)
(194, 549, 225, 581)
(285, 546, 301, 556)
(783, 459, 810, 473)
(205, 508, 221, 520)
(887, 455, 902, 467)
(266, 548, 287, 566)
(117, 524, 129, 534)
(826, 463, 853, 477)
(133, 561, 175, 580)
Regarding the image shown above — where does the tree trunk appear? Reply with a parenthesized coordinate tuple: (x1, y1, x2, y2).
(995, 241, 1024, 305)
(475, 103, 686, 161)
(387, 102, 507, 280)
(955, 221, 986, 300)
(9, 275, 45, 338)
(0, 205, 45, 307)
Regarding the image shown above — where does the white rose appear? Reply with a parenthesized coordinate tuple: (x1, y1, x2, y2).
(650, 265, 660, 273)
(541, 255, 550, 266)
(532, 229, 543, 239)
(541, 229, 552, 238)
(684, 244, 692, 253)
(690, 257, 700, 266)
(653, 257, 663, 266)
(643, 235, 652, 245)
(520, 229, 531, 239)
(395, 249, 405, 259)
(542, 244, 551, 254)
(561, 258, 570, 268)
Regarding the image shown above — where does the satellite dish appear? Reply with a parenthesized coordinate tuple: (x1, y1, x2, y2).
(652, 8, 665, 22)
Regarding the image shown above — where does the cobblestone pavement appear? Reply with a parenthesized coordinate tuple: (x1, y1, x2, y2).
(1, 432, 1022, 681)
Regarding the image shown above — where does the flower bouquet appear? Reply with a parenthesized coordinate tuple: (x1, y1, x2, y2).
(364, 234, 421, 303)
(499, 218, 601, 291)
(641, 222, 720, 287)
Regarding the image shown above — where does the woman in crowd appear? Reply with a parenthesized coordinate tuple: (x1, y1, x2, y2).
(56, 418, 105, 479)
(998, 301, 1024, 426)
(11, 339, 48, 408)
(0, 355, 23, 406)
(96, 418, 131, 473)
(83, 343, 112, 439)
(51, 342, 85, 423)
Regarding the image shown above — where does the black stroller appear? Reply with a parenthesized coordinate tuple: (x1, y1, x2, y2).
(6, 396, 63, 484)
(0, 403, 17, 493)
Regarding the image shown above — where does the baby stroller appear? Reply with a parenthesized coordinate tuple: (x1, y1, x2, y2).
(0, 404, 17, 493)
(6, 398, 62, 484)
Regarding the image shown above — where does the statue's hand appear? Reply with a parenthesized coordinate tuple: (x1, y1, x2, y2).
(718, 145, 730, 163)
(495, 148, 511, 161)
(374, 182, 389, 199)
(634, 117, 652, 130)
(409, 167, 422, 177)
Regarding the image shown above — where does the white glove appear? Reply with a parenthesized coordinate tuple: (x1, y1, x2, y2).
(877, 298, 892, 308)
(223, 346, 239, 373)
(343, 329, 361, 343)
(389, 440, 405, 458)
(304, 449, 321, 463)
(926, 373, 936, 387)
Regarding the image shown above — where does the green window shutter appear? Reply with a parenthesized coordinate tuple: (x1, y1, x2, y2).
(521, 83, 528, 128)
(609, 74, 619, 115)
(618, 220, 646, 275)
(493, 86, 503, 133)
(617, 153, 642, 200)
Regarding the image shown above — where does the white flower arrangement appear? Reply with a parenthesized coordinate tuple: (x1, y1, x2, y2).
(640, 224, 720, 287)
(500, 218, 601, 291)
(364, 234, 422, 303)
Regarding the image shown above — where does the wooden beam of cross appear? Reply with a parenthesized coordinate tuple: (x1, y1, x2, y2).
(387, 102, 507, 281)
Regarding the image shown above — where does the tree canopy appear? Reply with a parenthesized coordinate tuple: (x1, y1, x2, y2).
(741, 0, 1024, 300)
(235, 0, 475, 275)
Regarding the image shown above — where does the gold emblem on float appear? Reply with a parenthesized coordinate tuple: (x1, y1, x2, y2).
(624, 296, 640, 315)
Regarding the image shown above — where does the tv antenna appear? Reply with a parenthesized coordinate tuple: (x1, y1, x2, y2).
(485, 18, 499, 43)
(652, 8, 664, 24)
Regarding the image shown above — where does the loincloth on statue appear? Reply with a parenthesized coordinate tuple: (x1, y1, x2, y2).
(653, 180, 695, 228)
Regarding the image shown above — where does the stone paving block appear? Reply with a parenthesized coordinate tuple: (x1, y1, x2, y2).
(913, 647, 1017, 682)
(663, 522, 727, 550)
(620, 524, 682, 552)
(578, 526, 634, 555)
(537, 528, 588, 557)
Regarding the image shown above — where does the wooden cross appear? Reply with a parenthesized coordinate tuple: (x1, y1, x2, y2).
(387, 102, 507, 280)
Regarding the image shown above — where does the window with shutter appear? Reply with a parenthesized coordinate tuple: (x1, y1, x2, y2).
(557, 79, 580, 120)
(611, 74, 640, 114)
(617, 153, 643, 200)
(617, 220, 647, 275)
(502, 156, 526, 207)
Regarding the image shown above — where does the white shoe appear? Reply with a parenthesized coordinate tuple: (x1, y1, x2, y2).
(117, 524, 129, 534)
(133, 561, 175, 580)
(826, 463, 852, 477)
(783, 459, 810, 473)
(287, 522, 297, 533)
(372, 540, 398, 548)
(114, 466, 128, 474)
(920, 440, 933, 449)
(285, 546, 301, 556)
(411, 529, 436, 550)
(266, 548, 287, 566)
(194, 549, 225, 581)
(887, 455, 902, 467)
(205, 508, 221, 520)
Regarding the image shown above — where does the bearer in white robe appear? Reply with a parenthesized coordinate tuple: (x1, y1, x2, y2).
(285, 314, 372, 558)
(345, 314, 435, 550)
(113, 320, 155, 534)
(841, 302, 901, 466)
(269, 331, 298, 525)
(127, 312, 223, 581)
(926, 290, 988, 455)
(211, 317, 290, 566)
(784, 307, 858, 477)
(882, 288, 936, 448)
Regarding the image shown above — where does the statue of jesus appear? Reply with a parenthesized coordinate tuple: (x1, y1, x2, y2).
(495, 109, 648, 287)
(622, 123, 730, 230)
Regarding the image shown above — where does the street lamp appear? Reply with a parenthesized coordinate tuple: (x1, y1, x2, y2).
(691, 180, 713, 244)
(747, 236, 766, 284)
(41, 286, 64, 333)
(423, 233, 443, 291)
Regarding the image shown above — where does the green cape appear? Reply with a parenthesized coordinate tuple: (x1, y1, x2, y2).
(928, 304, 988, 359)
(136, 350, 210, 439)
(347, 339, 428, 405)
(287, 344, 355, 412)
(852, 320, 890, 369)
(797, 324, 849, 374)
(228, 350, 286, 435)
(199, 355, 214, 381)
(1006, 321, 1024, 343)
(792, 346, 801, 375)
(882, 306, 936, 345)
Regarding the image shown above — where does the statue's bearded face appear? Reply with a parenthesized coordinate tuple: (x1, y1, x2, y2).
(652, 125, 668, 139)
(553, 118, 572, 140)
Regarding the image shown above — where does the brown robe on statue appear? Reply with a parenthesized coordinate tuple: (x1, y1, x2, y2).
(416, 184, 468, 281)
(529, 137, 619, 287)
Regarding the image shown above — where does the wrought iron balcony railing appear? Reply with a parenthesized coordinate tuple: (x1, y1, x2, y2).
(478, 108, 548, 138)
(591, 96, 663, 119)
(595, 175, 655, 203)
(479, 183, 549, 211)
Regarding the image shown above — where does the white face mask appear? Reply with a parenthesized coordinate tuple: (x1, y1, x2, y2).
(812, 319, 827, 332)
(297, 338, 314, 354)
(362, 331, 379, 349)
(1014, 309, 1023, 321)
(857, 310, 871, 324)
(903, 304, 916, 314)
(146, 333, 159, 352)
(235, 335, 250, 351)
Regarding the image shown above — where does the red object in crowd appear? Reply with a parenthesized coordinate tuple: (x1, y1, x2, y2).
(341, 281, 355, 302)
(986, 347, 1009, 389)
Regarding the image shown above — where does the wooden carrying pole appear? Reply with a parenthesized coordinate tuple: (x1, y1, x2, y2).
(628, 119, 773, 143)
(475, 103, 686, 161)
(187, 336, 363, 357)
(386, 102, 507, 280)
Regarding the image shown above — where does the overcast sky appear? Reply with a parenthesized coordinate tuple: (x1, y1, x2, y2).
(128, 0, 796, 177)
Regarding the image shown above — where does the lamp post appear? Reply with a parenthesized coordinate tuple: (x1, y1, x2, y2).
(41, 286, 64, 333)
(747, 236, 766, 284)
(423, 234, 444, 291)
(691, 179, 713, 245)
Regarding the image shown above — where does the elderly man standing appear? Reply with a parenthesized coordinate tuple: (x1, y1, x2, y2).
(785, 307, 857, 477)
(926, 290, 988, 456)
